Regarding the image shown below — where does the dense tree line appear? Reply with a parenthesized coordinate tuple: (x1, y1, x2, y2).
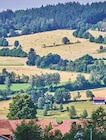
(0, 2, 106, 37)
(73, 28, 106, 44)
(0, 47, 27, 57)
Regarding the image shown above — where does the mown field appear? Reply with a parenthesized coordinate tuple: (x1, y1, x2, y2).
(7, 30, 106, 60)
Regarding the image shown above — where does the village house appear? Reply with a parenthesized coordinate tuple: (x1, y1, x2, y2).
(93, 97, 106, 105)
(0, 119, 85, 140)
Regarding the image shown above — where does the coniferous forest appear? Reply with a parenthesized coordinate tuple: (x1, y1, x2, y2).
(0, 1, 106, 37)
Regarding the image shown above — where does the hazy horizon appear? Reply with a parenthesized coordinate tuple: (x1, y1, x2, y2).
(0, 0, 105, 11)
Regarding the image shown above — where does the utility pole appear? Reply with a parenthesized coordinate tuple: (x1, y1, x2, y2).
(90, 128, 92, 140)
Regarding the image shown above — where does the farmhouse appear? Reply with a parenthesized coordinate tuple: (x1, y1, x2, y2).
(93, 97, 106, 105)
(0, 119, 85, 140)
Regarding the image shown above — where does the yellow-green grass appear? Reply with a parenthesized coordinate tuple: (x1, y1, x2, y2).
(37, 101, 106, 121)
(7, 30, 106, 61)
(0, 83, 29, 91)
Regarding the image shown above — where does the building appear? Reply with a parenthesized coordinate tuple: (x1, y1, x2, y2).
(0, 119, 85, 140)
(93, 97, 106, 105)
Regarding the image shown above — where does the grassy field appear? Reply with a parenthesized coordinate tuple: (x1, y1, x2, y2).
(1, 87, 106, 120)
(0, 83, 29, 91)
(7, 30, 106, 61)
(37, 101, 106, 121)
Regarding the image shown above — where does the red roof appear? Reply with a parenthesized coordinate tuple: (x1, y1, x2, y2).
(93, 97, 106, 101)
(0, 119, 87, 136)
(50, 120, 86, 135)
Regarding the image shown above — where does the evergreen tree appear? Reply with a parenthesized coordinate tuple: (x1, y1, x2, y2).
(69, 106, 77, 119)
(26, 48, 36, 66)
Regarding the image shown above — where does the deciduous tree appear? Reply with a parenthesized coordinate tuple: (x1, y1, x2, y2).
(7, 94, 37, 119)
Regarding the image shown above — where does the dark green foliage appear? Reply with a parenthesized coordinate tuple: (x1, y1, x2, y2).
(103, 76, 106, 85)
(81, 110, 88, 119)
(73, 28, 92, 39)
(33, 73, 60, 87)
(69, 106, 77, 119)
(43, 104, 48, 116)
(62, 37, 70, 44)
(21, 27, 31, 35)
(54, 88, 70, 103)
(59, 103, 63, 112)
(14, 120, 41, 140)
(0, 47, 27, 57)
(0, 90, 9, 100)
(35, 53, 61, 68)
(38, 97, 45, 109)
(0, 38, 8, 46)
(26, 48, 36, 66)
(4, 76, 11, 91)
(14, 40, 19, 47)
(0, 2, 105, 36)
(74, 74, 89, 89)
(95, 35, 104, 43)
(86, 90, 94, 100)
(7, 94, 37, 119)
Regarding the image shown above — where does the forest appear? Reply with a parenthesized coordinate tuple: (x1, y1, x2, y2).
(0, 1, 106, 37)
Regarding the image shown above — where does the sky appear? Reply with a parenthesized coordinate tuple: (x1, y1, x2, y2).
(0, 0, 105, 11)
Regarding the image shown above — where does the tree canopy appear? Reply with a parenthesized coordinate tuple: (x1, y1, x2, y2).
(7, 94, 37, 119)
(14, 120, 41, 140)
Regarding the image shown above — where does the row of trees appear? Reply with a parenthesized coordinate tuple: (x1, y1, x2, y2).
(0, 2, 106, 37)
(73, 27, 106, 44)
(0, 68, 29, 84)
(0, 47, 27, 57)
(89, 35, 106, 44)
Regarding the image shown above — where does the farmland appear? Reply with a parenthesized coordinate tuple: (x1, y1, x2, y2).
(0, 29, 106, 120)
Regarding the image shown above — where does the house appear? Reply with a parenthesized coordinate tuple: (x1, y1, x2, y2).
(0, 119, 86, 140)
(93, 97, 106, 105)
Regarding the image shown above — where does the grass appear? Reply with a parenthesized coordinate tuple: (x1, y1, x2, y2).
(0, 83, 29, 91)
(7, 30, 106, 61)
(37, 100, 106, 121)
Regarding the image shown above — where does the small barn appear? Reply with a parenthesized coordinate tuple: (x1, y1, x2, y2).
(93, 97, 106, 105)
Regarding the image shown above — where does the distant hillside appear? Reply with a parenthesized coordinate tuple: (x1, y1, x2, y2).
(0, 1, 106, 37)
